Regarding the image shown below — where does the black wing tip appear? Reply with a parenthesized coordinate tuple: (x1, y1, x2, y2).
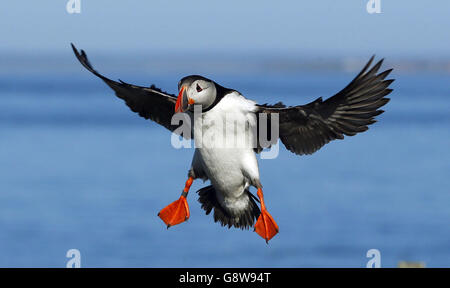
(358, 56, 395, 92)
(367, 58, 385, 75)
(352, 55, 387, 84)
(358, 55, 375, 76)
(70, 43, 115, 84)
(71, 42, 94, 71)
(384, 68, 394, 75)
(71, 43, 82, 62)
(376, 58, 384, 67)
(364, 56, 390, 76)
(70, 42, 82, 60)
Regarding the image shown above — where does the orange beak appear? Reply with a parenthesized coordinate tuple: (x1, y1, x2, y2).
(175, 86, 195, 113)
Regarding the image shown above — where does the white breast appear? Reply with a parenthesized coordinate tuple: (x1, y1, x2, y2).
(194, 92, 260, 200)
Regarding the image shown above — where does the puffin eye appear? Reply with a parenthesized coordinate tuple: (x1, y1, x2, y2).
(196, 83, 203, 92)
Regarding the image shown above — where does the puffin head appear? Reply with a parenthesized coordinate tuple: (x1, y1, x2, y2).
(175, 75, 217, 113)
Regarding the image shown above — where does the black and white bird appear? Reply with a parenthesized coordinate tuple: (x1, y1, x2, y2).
(71, 44, 394, 243)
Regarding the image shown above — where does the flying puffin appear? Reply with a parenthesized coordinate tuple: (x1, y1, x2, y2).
(71, 44, 394, 243)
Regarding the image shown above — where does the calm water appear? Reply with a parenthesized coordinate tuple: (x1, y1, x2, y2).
(0, 67, 449, 267)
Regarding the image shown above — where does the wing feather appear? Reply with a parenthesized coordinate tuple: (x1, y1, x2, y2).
(257, 56, 394, 155)
(71, 44, 190, 137)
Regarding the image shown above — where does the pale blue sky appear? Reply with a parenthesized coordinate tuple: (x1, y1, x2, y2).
(0, 1, 449, 57)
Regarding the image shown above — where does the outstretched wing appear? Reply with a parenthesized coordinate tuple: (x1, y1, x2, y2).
(258, 56, 394, 155)
(71, 43, 189, 137)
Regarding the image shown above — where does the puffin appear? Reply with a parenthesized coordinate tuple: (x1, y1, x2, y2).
(71, 44, 394, 243)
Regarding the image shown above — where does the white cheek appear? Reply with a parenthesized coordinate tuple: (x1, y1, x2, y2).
(194, 87, 216, 108)
(197, 91, 209, 104)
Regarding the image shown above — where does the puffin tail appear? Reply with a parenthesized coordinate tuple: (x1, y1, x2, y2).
(197, 185, 261, 230)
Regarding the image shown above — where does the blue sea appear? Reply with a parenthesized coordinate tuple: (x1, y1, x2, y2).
(0, 58, 449, 267)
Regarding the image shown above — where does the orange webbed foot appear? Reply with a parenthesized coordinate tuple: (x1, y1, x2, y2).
(254, 187, 279, 243)
(254, 209, 279, 243)
(158, 196, 190, 228)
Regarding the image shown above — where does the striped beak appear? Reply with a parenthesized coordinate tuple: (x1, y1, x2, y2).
(175, 86, 195, 113)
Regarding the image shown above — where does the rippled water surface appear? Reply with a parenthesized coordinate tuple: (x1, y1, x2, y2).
(0, 68, 449, 267)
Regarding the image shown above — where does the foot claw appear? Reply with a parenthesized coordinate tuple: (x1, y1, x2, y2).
(158, 196, 190, 228)
(254, 209, 279, 243)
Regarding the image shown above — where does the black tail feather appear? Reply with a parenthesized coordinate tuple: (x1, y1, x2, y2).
(197, 185, 260, 230)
